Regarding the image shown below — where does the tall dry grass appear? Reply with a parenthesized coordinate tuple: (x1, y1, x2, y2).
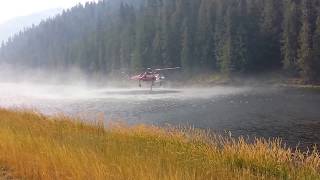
(0, 109, 319, 179)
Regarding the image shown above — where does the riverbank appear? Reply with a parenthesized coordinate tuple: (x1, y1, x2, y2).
(179, 72, 320, 89)
(0, 109, 319, 179)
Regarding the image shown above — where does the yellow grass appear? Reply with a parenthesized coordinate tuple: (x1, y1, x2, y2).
(0, 109, 319, 179)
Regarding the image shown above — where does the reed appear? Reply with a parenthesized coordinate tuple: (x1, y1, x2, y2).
(0, 109, 318, 179)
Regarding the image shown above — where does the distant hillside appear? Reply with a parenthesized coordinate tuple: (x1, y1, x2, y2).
(0, 8, 62, 42)
(0, 0, 320, 83)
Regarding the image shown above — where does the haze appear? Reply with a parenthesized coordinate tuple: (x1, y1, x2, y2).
(0, 0, 98, 24)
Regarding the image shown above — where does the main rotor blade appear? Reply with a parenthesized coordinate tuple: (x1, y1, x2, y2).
(154, 67, 181, 71)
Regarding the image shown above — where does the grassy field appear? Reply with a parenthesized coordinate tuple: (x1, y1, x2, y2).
(0, 109, 319, 179)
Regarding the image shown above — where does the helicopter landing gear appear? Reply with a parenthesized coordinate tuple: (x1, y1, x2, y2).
(150, 80, 154, 91)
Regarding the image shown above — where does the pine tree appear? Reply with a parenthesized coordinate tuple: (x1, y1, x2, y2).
(159, 3, 170, 67)
(196, 0, 210, 68)
(313, 15, 320, 80)
(181, 20, 192, 73)
(152, 31, 162, 67)
(232, 0, 249, 72)
(0, 0, 319, 79)
(233, 25, 249, 72)
(282, 0, 299, 73)
(260, 0, 283, 69)
(132, 42, 143, 72)
(298, 0, 315, 82)
(0, 41, 4, 60)
(219, 6, 234, 74)
(132, 20, 144, 71)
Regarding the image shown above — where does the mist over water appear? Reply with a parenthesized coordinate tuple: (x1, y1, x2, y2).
(0, 67, 320, 149)
(0, 65, 251, 101)
(0, 81, 251, 105)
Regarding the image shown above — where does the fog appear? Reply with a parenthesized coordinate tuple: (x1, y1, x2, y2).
(0, 64, 252, 119)
(0, 72, 251, 104)
(1, 65, 320, 148)
(0, 64, 251, 101)
(0, 82, 251, 101)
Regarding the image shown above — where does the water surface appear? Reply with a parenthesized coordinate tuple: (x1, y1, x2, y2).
(1, 82, 319, 149)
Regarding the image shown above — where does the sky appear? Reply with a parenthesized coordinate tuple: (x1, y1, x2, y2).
(0, 0, 98, 24)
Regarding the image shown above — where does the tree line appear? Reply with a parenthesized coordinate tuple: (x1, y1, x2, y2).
(0, 0, 320, 82)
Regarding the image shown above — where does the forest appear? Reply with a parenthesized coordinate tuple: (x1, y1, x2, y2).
(0, 0, 320, 82)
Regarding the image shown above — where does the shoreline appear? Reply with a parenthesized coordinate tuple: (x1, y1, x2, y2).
(0, 109, 319, 179)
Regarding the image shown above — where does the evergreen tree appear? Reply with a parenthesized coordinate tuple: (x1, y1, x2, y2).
(260, 0, 283, 70)
(0, 41, 4, 59)
(181, 20, 192, 73)
(159, 3, 170, 67)
(282, 0, 299, 73)
(233, 0, 249, 72)
(0, 0, 319, 82)
(313, 15, 320, 80)
(196, 0, 211, 68)
(298, 0, 315, 82)
(219, 6, 234, 74)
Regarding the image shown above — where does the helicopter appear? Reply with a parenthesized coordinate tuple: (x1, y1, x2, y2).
(130, 67, 181, 90)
